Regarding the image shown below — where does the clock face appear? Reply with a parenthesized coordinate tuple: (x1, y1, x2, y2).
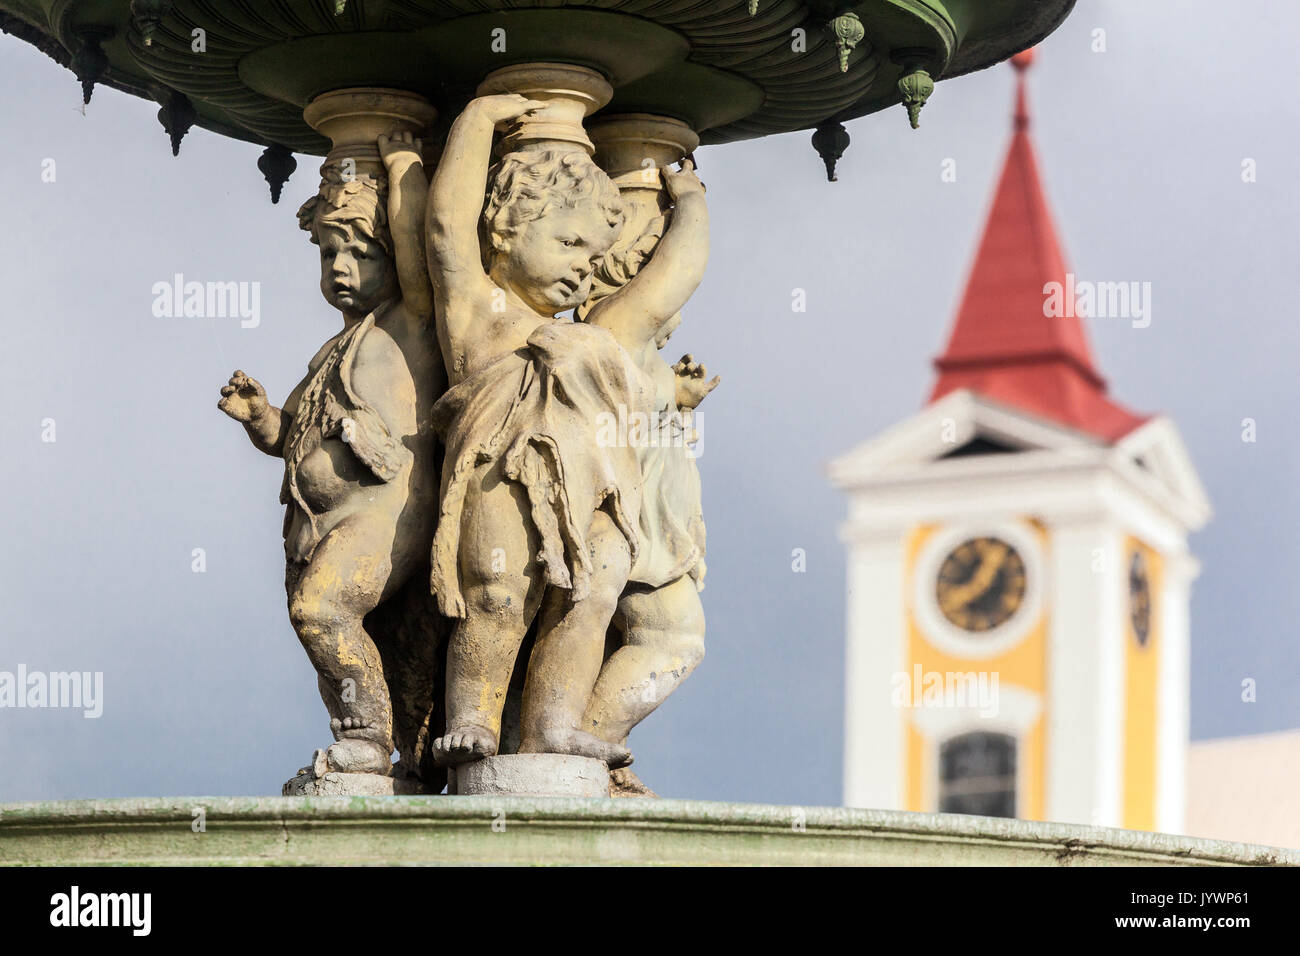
(1129, 551, 1152, 647)
(935, 537, 1027, 633)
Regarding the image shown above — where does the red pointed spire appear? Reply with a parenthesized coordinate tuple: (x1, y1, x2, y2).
(928, 50, 1146, 443)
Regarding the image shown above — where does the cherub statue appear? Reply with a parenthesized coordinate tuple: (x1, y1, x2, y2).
(424, 93, 662, 768)
(573, 161, 717, 793)
(218, 131, 447, 786)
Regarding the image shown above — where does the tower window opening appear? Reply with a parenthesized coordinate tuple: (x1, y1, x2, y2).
(939, 731, 1017, 817)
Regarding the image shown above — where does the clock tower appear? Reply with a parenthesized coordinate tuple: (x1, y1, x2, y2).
(829, 52, 1210, 831)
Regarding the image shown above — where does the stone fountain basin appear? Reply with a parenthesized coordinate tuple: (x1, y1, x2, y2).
(1, 796, 1293, 866)
(2, 0, 1076, 152)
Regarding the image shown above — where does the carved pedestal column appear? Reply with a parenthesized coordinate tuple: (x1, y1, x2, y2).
(448, 754, 611, 798)
(589, 112, 700, 235)
(476, 62, 612, 154)
(302, 87, 438, 179)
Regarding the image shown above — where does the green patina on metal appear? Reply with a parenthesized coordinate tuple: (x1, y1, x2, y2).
(1, 797, 1293, 866)
(830, 12, 866, 74)
(897, 65, 934, 128)
(1, 0, 1074, 154)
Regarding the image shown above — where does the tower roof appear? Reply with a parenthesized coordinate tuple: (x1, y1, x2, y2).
(928, 50, 1147, 443)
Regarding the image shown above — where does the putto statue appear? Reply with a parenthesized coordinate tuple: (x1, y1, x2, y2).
(220, 110, 449, 793)
(578, 205, 718, 797)
(220, 71, 714, 797)
(425, 87, 712, 784)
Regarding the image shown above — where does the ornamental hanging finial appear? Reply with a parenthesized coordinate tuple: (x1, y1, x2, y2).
(70, 36, 108, 105)
(258, 144, 298, 204)
(811, 122, 850, 182)
(156, 90, 197, 156)
(830, 13, 865, 73)
(748, 0, 758, 15)
(897, 66, 934, 129)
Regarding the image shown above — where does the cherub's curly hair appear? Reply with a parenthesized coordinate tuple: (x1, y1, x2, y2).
(482, 148, 623, 262)
(296, 163, 392, 256)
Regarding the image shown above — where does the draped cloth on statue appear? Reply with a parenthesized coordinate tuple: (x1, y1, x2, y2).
(628, 404, 706, 591)
(280, 310, 413, 562)
(429, 320, 649, 618)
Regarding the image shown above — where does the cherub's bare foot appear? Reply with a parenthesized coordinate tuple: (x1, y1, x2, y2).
(320, 737, 392, 775)
(433, 724, 498, 766)
(529, 727, 633, 768)
(609, 767, 658, 798)
(330, 716, 376, 736)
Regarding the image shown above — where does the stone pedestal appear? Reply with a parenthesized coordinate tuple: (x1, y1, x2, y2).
(587, 112, 699, 280)
(476, 62, 612, 155)
(447, 755, 610, 797)
(590, 113, 699, 192)
(302, 87, 437, 178)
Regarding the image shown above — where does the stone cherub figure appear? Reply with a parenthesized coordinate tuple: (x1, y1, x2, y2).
(575, 161, 717, 795)
(424, 92, 675, 769)
(218, 130, 448, 787)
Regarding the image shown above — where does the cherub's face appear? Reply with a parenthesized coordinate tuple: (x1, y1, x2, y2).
(495, 202, 619, 316)
(317, 222, 395, 315)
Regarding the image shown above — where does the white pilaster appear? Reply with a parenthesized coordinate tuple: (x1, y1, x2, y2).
(1155, 550, 1197, 834)
(1045, 516, 1124, 825)
(842, 527, 907, 809)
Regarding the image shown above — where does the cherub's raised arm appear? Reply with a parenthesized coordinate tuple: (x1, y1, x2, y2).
(586, 161, 709, 350)
(379, 131, 433, 318)
(424, 95, 545, 372)
(425, 95, 545, 285)
(425, 105, 494, 285)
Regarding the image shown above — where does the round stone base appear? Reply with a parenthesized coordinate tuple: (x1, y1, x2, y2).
(448, 754, 609, 798)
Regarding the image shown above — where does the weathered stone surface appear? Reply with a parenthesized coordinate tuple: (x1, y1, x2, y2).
(449, 755, 609, 798)
(3, 797, 1296, 867)
(283, 772, 428, 797)
(609, 767, 658, 798)
(426, 72, 712, 773)
(220, 90, 449, 793)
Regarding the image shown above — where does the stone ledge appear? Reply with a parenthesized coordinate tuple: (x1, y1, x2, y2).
(0, 797, 1295, 866)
